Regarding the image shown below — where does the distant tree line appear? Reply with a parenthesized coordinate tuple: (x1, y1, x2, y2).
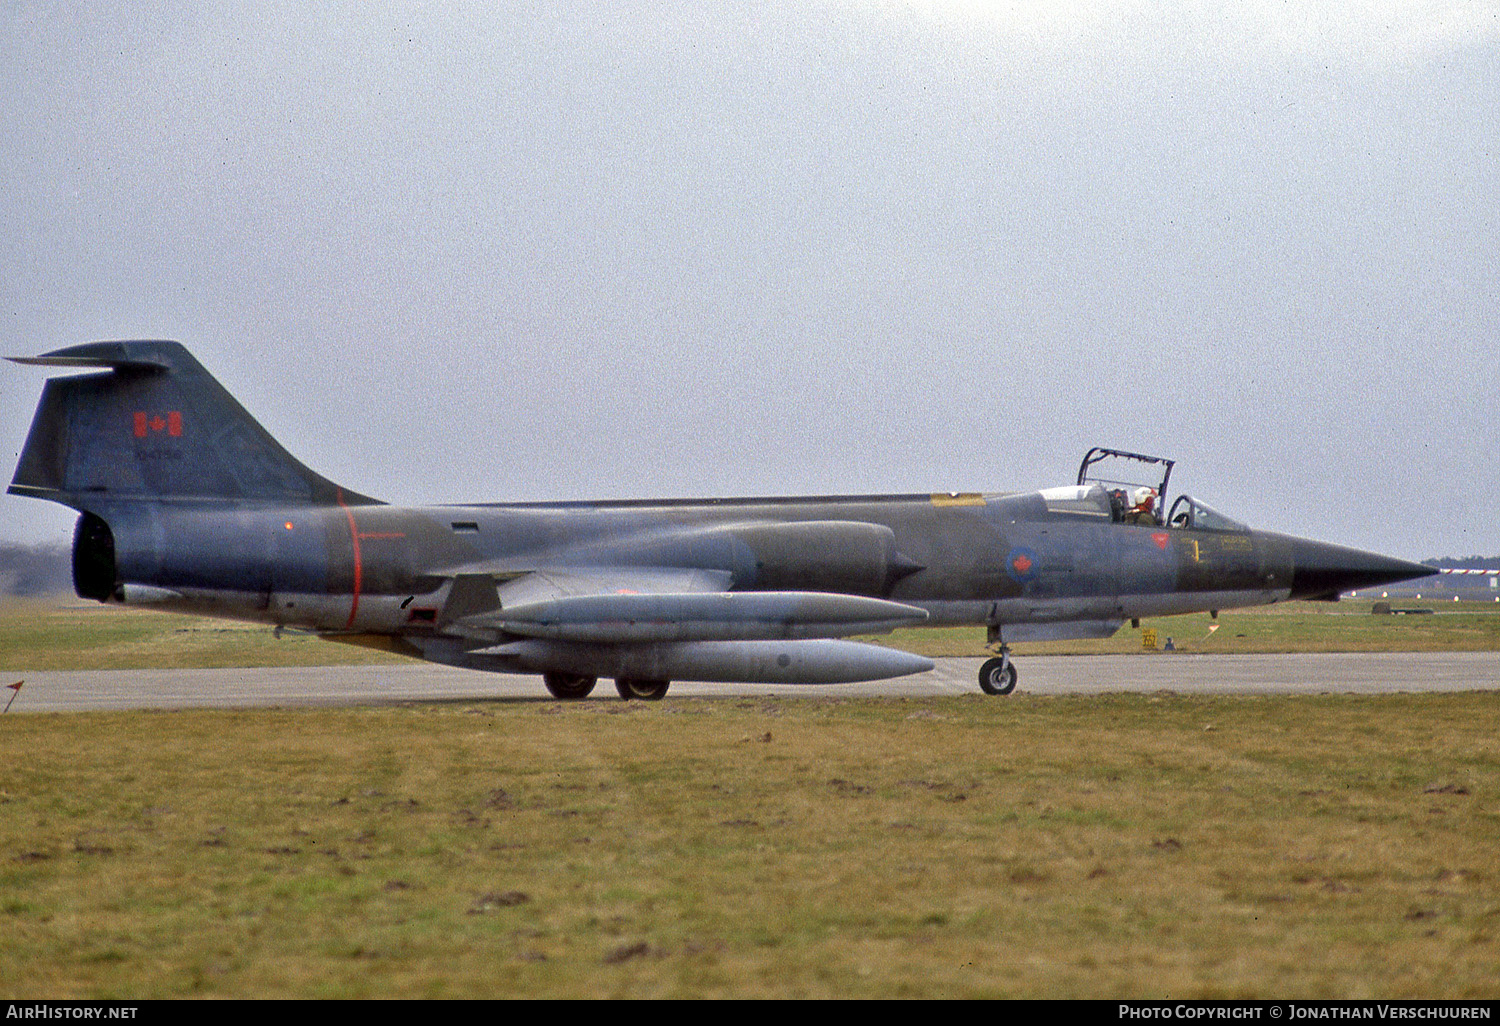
(1363, 554, 1500, 600)
(0, 543, 72, 596)
(1423, 556, 1500, 571)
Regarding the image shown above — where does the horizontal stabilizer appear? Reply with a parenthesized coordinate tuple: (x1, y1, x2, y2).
(8, 346, 173, 371)
(467, 590, 929, 644)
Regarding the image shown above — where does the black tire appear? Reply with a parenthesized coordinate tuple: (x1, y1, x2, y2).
(977, 657, 1018, 696)
(615, 677, 670, 701)
(543, 672, 597, 700)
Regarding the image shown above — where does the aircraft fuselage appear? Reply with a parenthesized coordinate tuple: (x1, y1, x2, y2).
(88, 489, 1303, 638)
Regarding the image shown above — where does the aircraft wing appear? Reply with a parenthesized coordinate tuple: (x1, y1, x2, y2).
(430, 566, 929, 644)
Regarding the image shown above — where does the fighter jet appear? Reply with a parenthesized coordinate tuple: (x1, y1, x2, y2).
(8, 341, 1433, 700)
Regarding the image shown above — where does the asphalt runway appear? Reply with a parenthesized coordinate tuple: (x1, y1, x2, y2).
(6, 652, 1499, 712)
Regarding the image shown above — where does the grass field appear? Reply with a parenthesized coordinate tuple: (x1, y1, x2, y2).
(1, 598, 1497, 999)
(3, 693, 1498, 999)
(0, 598, 406, 672)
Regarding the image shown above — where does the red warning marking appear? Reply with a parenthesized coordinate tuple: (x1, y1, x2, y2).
(1153, 532, 1170, 550)
(339, 488, 362, 630)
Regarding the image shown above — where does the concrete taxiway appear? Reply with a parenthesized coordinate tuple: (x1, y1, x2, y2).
(5, 652, 1498, 712)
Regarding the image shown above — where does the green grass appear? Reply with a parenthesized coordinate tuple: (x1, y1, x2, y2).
(2, 597, 1497, 998)
(0, 599, 405, 671)
(882, 602, 1500, 657)
(1, 693, 1497, 998)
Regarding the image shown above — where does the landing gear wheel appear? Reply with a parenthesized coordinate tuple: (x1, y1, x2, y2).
(615, 677, 670, 701)
(978, 656, 1018, 696)
(543, 672, 597, 700)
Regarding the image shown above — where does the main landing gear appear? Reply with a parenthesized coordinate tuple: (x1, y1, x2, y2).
(978, 645, 1018, 696)
(542, 672, 596, 700)
(614, 678, 670, 701)
(542, 672, 670, 701)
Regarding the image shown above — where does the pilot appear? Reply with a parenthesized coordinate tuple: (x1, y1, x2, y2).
(1125, 487, 1159, 526)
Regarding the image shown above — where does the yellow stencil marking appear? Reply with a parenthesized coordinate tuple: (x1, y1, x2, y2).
(931, 492, 985, 507)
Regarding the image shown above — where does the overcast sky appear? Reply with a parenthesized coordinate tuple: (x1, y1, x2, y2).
(2, 1, 1496, 562)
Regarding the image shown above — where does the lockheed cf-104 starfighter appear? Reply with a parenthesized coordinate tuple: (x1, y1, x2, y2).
(9, 341, 1433, 699)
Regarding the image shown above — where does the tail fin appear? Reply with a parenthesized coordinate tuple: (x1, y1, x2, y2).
(8, 340, 378, 509)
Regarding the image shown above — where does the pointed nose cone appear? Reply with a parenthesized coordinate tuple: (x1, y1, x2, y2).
(1286, 537, 1435, 600)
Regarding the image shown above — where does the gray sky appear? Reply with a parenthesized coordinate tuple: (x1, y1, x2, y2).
(2, 1, 1496, 562)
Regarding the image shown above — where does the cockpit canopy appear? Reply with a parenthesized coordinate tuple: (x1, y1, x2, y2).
(1165, 495, 1249, 533)
(1030, 449, 1253, 533)
(1037, 483, 1248, 532)
(1076, 447, 1172, 525)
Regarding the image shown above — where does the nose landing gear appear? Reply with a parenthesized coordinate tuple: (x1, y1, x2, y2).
(978, 648, 1018, 696)
(980, 622, 1018, 696)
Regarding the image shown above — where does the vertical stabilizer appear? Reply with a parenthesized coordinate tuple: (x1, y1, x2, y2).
(8, 340, 378, 509)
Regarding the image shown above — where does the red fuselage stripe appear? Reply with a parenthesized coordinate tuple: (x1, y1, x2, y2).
(339, 489, 362, 629)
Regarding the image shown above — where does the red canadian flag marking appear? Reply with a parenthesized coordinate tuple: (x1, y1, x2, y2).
(133, 411, 183, 437)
